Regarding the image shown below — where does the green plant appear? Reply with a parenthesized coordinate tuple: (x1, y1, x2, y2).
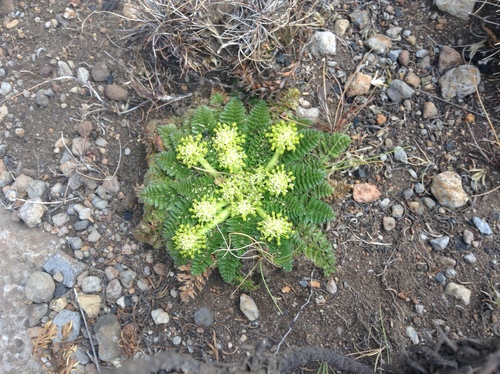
(137, 97, 350, 285)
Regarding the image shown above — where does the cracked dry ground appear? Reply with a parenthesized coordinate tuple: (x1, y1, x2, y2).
(0, 0, 499, 373)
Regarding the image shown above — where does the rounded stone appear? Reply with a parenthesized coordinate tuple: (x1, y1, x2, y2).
(193, 307, 214, 327)
(25, 271, 55, 303)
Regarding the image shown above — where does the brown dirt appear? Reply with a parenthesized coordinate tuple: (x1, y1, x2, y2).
(0, 0, 499, 373)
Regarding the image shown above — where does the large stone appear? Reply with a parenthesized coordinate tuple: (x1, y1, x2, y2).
(239, 294, 259, 321)
(19, 197, 47, 228)
(345, 72, 372, 97)
(43, 252, 86, 288)
(430, 171, 468, 209)
(436, 0, 476, 20)
(352, 183, 381, 203)
(94, 314, 123, 362)
(309, 31, 336, 57)
(53, 309, 81, 342)
(25, 271, 55, 303)
(439, 65, 480, 100)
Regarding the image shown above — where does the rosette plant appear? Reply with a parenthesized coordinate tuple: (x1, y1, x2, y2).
(138, 97, 350, 284)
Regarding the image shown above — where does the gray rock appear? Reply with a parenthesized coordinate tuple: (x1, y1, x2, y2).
(392, 204, 405, 219)
(386, 27, 402, 39)
(382, 216, 396, 231)
(379, 198, 391, 209)
(445, 268, 457, 278)
(406, 326, 419, 344)
(90, 62, 110, 82)
(463, 253, 476, 264)
(435, 272, 447, 284)
(94, 314, 123, 362)
(151, 308, 170, 325)
(393, 146, 408, 163)
(87, 228, 101, 243)
(472, 217, 492, 235)
(82, 276, 103, 293)
(310, 31, 336, 57)
(0, 159, 13, 187)
(0, 81, 12, 96)
(105, 266, 120, 280)
(27, 180, 47, 199)
(350, 10, 369, 29)
(445, 282, 471, 305)
(403, 188, 414, 200)
(101, 176, 120, 195)
(415, 49, 428, 58)
(106, 279, 122, 301)
(73, 204, 92, 220)
(74, 220, 90, 231)
(19, 197, 47, 228)
(25, 271, 55, 303)
(430, 236, 450, 251)
(57, 61, 73, 77)
(387, 50, 401, 62)
(76, 67, 90, 84)
(28, 303, 49, 327)
(193, 307, 214, 327)
(75, 346, 90, 365)
(415, 304, 424, 314)
(431, 171, 468, 208)
(43, 251, 86, 288)
(52, 212, 70, 227)
(240, 294, 259, 321)
(172, 336, 182, 345)
(436, 0, 476, 20)
(296, 106, 320, 120)
(67, 236, 84, 250)
(463, 229, 474, 244)
(53, 309, 81, 342)
(422, 197, 436, 209)
(387, 79, 414, 103)
(439, 65, 480, 100)
(364, 34, 392, 55)
(414, 183, 425, 194)
(35, 89, 52, 107)
(119, 269, 136, 288)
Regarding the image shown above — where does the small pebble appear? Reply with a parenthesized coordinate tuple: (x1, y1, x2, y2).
(472, 217, 492, 235)
(463, 253, 476, 264)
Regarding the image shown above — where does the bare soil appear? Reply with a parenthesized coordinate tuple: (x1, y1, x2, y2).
(0, 0, 499, 373)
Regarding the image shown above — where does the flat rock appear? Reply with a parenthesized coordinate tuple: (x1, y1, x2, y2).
(53, 309, 81, 342)
(43, 251, 86, 288)
(93, 314, 123, 362)
(309, 31, 336, 57)
(430, 236, 450, 251)
(387, 79, 414, 103)
(194, 307, 214, 327)
(106, 278, 122, 301)
(364, 34, 392, 55)
(436, 0, 475, 20)
(430, 171, 468, 208)
(445, 282, 471, 305)
(439, 65, 480, 100)
(472, 216, 492, 235)
(423, 102, 438, 118)
(352, 183, 381, 203)
(82, 276, 103, 293)
(90, 61, 110, 82)
(240, 294, 259, 321)
(57, 61, 73, 77)
(25, 271, 55, 303)
(350, 9, 369, 29)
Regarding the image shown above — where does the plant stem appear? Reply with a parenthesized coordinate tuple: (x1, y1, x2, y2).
(198, 157, 220, 178)
(265, 149, 282, 171)
(256, 207, 268, 220)
(199, 207, 231, 235)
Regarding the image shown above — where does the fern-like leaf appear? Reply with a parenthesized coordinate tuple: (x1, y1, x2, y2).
(141, 182, 176, 210)
(247, 101, 271, 130)
(191, 250, 213, 276)
(216, 250, 242, 283)
(218, 97, 247, 131)
(319, 132, 351, 160)
(313, 180, 335, 199)
(157, 124, 187, 151)
(191, 106, 217, 134)
(155, 151, 191, 179)
(304, 198, 335, 224)
(293, 224, 336, 276)
(291, 161, 326, 193)
(281, 128, 321, 163)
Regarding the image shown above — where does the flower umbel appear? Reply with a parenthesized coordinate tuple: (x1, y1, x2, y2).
(172, 224, 206, 258)
(213, 123, 245, 152)
(266, 164, 295, 196)
(218, 147, 247, 173)
(190, 196, 220, 223)
(257, 212, 294, 246)
(176, 134, 208, 168)
(266, 121, 303, 154)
